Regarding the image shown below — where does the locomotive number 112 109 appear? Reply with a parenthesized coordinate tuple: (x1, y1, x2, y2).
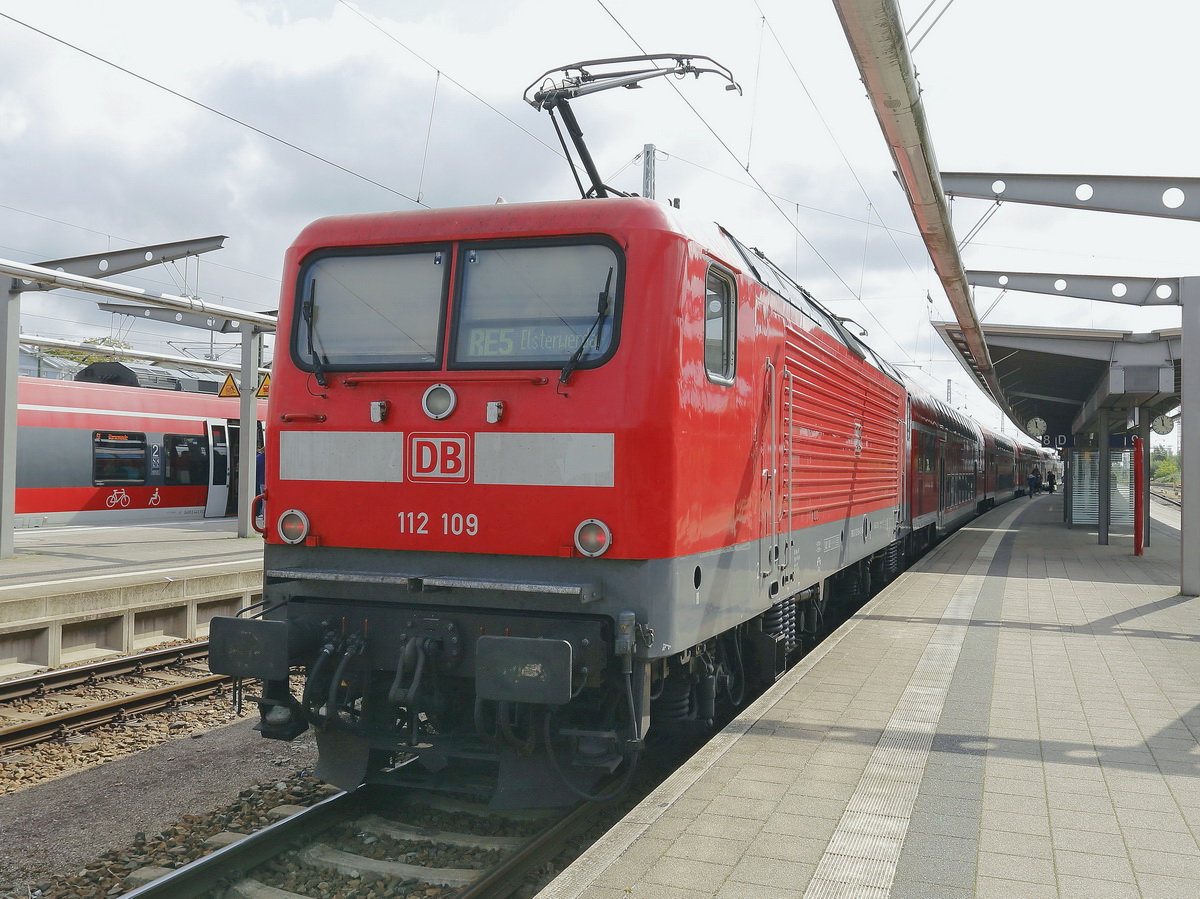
(398, 511, 480, 536)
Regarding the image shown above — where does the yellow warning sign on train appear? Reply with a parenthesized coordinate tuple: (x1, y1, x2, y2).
(255, 374, 271, 398)
(218, 374, 240, 397)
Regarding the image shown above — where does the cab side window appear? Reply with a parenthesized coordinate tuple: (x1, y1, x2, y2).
(704, 268, 736, 384)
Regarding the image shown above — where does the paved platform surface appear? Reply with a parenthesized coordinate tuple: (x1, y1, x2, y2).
(0, 519, 261, 600)
(540, 494, 1194, 898)
(0, 520, 263, 675)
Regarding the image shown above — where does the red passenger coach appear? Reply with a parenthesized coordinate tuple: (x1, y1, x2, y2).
(15, 376, 262, 527)
(210, 197, 1016, 805)
(981, 428, 1018, 508)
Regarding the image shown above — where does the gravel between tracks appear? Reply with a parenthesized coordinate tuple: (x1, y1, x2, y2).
(0, 715, 318, 893)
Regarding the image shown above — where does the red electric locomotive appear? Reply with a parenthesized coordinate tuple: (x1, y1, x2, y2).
(209, 195, 1027, 805)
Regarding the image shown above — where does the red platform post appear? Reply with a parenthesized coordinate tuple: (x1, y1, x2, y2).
(1133, 437, 1145, 556)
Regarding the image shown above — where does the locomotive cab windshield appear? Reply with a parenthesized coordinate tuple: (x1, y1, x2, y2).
(293, 239, 623, 376)
(296, 248, 448, 372)
(449, 239, 621, 370)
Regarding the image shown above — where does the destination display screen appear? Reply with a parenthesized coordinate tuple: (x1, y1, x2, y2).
(452, 242, 620, 367)
(460, 321, 602, 359)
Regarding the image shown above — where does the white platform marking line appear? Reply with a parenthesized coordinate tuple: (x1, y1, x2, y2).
(803, 502, 1021, 898)
(0, 556, 261, 592)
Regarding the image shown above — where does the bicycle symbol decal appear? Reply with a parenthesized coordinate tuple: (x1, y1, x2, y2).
(105, 488, 131, 508)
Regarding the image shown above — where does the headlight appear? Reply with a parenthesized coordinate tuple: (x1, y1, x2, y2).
(278, 509, 310, 544)
(422, 383, 457, 420)
(574, 519, 612, 557)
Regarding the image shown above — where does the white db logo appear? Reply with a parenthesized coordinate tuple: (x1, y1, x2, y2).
(408, 433, 470, 483)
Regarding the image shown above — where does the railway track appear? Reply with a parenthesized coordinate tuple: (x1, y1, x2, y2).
(121, 787, 599, 898)
(0, 640, 211, 701)
(0, 641, 229, 754)
(1151, 486, 1182, 508)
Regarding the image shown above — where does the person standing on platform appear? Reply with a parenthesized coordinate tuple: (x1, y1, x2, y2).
(1028, 469, 1039, 497)
(1047, 470, 1057, 494)
(254, 440, 266, 522)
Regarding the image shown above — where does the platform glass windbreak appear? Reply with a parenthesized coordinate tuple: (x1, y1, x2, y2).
(1069, 448, 1134, 526)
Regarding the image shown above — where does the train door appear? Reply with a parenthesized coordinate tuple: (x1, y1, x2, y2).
(204, 421, 230, 518)
(911, 427, 937, 524)
(937, 452, 946, 529)
(225, 423, 242, 516)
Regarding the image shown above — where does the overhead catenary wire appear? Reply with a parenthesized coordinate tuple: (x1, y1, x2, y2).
(417, 72, 441, 205)
(661, 151, 908, 231)
(979, 287, 1009, 321)
(590, 2, 933, 371)
(584, 0, 939, 378)
(592, 1, 861, 305)
(908, 0, 960, 52)
(956, 200, 1003, 251)
(0, 1, 994, 414)
(752, 2, 926, 290)
(336, 0, 565, 161)
(745, 15, 767, 171)
(7, 6, 919, 315)
(0, 11, 425, 207)
(743, 3, 983, 380)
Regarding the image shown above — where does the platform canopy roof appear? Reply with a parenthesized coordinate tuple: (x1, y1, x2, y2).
(933, 320, 1180, 444)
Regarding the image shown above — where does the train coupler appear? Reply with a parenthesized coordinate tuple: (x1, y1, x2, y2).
(557, 727, 623, 771)
(252, 694, 309, 741)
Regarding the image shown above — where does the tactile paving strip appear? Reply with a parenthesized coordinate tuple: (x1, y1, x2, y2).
(803, 503, 1024, 898)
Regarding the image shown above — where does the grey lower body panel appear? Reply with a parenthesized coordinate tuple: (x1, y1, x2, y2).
(262, 503, 904, 658)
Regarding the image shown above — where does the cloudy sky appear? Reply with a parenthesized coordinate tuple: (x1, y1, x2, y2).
(0, 0, 1193, 428)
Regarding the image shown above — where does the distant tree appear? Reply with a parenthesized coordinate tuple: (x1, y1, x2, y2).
(42, 337, 133, 365)
(1153, 456, 1180, 484)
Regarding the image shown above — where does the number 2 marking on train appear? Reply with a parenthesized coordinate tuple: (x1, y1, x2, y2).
(398, 511, 429, 534)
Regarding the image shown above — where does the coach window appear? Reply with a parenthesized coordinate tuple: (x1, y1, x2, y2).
(704, 267, 736, 384)
(93, 431, 147, 486)
(164, 435, 209, 486)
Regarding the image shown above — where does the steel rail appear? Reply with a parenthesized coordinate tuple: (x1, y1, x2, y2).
(0, 641, 210, 702)
(455, 799, 600, 898)
(120, 789, 363, 899)
(1151, 488, 1182, 508)
(0, 672, 229, 753)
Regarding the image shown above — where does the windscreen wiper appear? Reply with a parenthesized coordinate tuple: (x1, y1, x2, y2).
(559, 267, 613, 386)
(303, 278, 328, 387)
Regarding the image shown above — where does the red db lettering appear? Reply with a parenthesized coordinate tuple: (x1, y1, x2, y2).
(408, 433, 471, 482)
(414, 440, 438, 474)
(441, 441, 462, 474)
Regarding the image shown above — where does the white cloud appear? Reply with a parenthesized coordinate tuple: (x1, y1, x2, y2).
(0, 0, 1191, 423)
